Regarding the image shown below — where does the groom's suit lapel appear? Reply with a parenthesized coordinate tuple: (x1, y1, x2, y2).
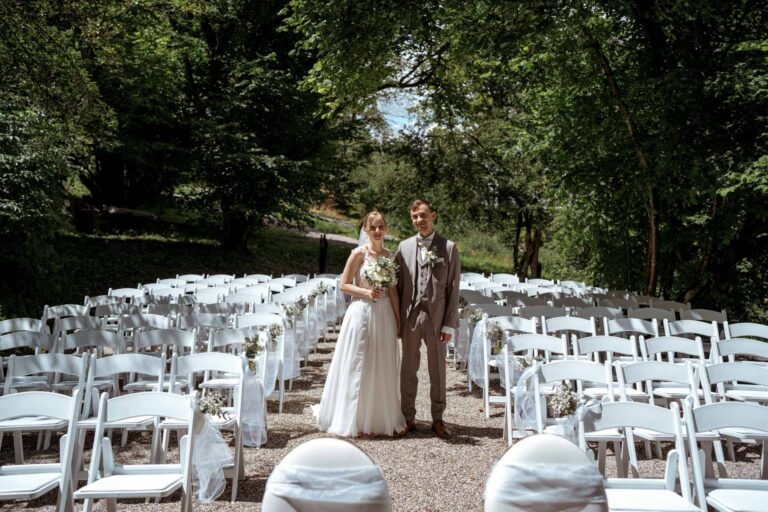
(410, 236, 419, 284)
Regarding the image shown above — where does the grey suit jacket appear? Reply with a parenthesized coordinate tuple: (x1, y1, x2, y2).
(395, 233, 461, 340)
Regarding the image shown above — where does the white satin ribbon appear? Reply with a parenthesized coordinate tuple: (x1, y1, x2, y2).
(267, 465, 390, 512)
(485, 462, 606, 512)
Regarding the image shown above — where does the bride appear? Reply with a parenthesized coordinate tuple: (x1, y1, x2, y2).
(313, 210, 407, 437)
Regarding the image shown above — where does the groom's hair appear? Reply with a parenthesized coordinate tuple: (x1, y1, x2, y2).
(410, 199, 434, 213)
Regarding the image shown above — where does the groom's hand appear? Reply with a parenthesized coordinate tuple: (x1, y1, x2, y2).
(440, 332, 452, 344)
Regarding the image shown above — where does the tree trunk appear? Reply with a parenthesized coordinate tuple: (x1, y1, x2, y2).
(221, 208, 251, 253)
(585, 33, 657, 295)
(513, 211, 523, 272)
(531, 226, 543, 278)
(645, 188, 659, 295)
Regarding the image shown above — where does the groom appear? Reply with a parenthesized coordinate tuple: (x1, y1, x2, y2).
(396, 199, 461, 439)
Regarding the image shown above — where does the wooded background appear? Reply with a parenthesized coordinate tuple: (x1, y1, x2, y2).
(1, 0, 766, 321)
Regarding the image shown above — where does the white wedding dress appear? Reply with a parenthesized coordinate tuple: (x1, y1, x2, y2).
(313, 247, 406, 437)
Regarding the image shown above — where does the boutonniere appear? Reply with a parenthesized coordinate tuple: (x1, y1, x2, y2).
(425, 249, 444, 267)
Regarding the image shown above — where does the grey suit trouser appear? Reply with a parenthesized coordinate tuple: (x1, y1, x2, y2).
(401, 307, 447, 422)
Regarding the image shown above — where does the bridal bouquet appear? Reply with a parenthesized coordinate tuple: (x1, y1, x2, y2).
(363, 255, 399, 289)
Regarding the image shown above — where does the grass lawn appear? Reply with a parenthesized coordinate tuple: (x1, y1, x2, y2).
(1, 226, 352, 319)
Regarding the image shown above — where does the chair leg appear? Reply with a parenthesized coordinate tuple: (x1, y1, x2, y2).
(13, 430, 24, 464)
(106, 498, 117, 512)
(597, 441, 606, 475)
(761, 439, 767, 479)
(279, 378, 285, 414)
(727, 439, 736, 461)
(644, 440, 652, 459)
(43, 430, 52, 450)
(120, 428, 129, 447)
(613, 441, 625, 478)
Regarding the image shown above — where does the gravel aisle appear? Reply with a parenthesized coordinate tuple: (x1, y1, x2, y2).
(2, 332, 763, 511)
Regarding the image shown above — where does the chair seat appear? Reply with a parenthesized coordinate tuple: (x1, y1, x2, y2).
(605, 488, 699, 511)
(584, 386, 646, 399)
(654, 388, 703, 400)
(0, 417, 67, 432)
(74, 472, 182, 499)
(0, 471, 60, 500)
(633, 426, 719, 442)
(724, 389, 768, 403)
(585, 427, 624, 441)
(719, 427, 768, 441)
(123, 379, 185, 392)
(50, 378, 111, 391)
(78, 416, 155, 430)
(707, 489, 768, 512)
(159, 409, 235, 430)
(200, 378, 238, 389)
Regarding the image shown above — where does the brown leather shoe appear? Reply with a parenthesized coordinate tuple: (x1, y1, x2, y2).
(432, 420, 451, 439)
(394, 420, 416, 438)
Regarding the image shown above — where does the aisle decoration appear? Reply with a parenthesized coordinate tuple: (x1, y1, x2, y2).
(193, 392, 234, 502)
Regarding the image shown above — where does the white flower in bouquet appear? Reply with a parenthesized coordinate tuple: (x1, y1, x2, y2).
(199, 392, 229, 419)
(267, 323, 283, 350)
(468, 308, 484, 324)
(549, 382, 578, 418)
(363, 255, 399, 289)
(316, 282, 328, 295)
(513, 355, 539, 372)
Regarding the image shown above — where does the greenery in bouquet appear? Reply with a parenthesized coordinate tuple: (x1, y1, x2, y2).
(513, 355, 539, 372)
(243, 335, 266, 371)
(549, 382, 578, 418)
(268, 322, 283, 348)
(295, 296, 308, 311)
(199, 392, 228, 419)
(468, 308, 484, 324)
(316, 282, 329, 295)
(363, 255, 399, 289)
(307, 290, 318, 303)
(486, 321, 505, 353)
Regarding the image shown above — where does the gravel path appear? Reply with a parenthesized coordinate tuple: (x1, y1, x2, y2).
(1, 332, 763, 511)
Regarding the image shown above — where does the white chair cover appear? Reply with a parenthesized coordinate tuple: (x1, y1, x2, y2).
(485, 462, 606, 512)
(455, 318, 471, 365)
(242, 351, 281, 447)
(266, 465, 390, 512)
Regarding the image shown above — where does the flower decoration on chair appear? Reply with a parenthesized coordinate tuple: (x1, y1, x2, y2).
(486, 321, 505, 354)
(468, 307, 484, 324)
(549, 382, 578, 418)
(363, 255, 399, 289)
(307, 290, 318, 303)
(267, 323, 283, 350)
(199, 392, 229, 419)
(243, 335, 266, 371)
(316, 282, 328, 295)
(295, 296, 308, 311)
(513, 355, 539, 372)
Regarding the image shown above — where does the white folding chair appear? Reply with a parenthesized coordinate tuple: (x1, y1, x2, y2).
(0, 390, 81, 512)
(572, 336, 643, 400)
(683, 400, 768, 511)
(1, 354, 87, 463)
(580, 401, 698, 512)
(74, 392, 199, 511)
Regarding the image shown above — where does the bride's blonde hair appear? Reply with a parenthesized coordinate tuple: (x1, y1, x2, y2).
(362, 210, 387, 230)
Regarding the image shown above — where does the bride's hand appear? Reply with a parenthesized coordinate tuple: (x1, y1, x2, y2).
(367, 288, 382, 300)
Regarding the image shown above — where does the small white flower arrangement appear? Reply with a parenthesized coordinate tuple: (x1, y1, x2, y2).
(425, 249, 444, 267)
(363, 255, 399, 289)
(468, 308, 484, 324)
(549, 382, 578, 418)
(199, 392, 229, 419)
(316, 282, 328, 295)
(486, 321, 505, 353)
(514, 355, 538, 372)
(268, 322, 283, 342)
(243, 335, 266, 371)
